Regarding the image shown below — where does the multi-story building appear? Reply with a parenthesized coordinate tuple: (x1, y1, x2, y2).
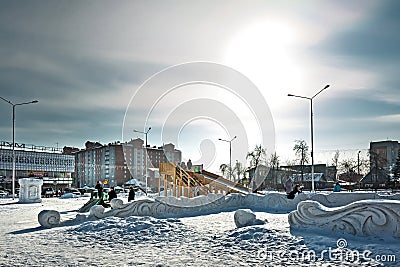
(361, 140, 400, 188)
(0, 141, 76, 190)
(75, 141, 130, 188)
(369, 140, 400, 171)
(75, 139, 181, 188)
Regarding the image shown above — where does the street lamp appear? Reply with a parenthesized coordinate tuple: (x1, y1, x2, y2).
(218, 136, 237, 181)
(288, 84, 330, 192)
(0, 97, 38, 199)
(133, 127, 151, 193)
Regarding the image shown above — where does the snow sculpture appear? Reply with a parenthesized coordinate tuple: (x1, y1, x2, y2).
(38, 192, 400, 229)
(234, 209, 265, 228)
(81, 193, 400, 221)
(38, 210, 60, 228)
(84, 193, 294, 220)
(288, 200, 400, 239)
(110, 198, 124, 209)
(19, 178, 43, 203)
(90, 205, 105, 219)
(308, 192, 400, 208)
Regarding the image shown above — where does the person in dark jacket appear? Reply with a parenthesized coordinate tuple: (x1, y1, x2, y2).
(95, 181, 103, 199)
(108, 187, 117, 201)
(128, 186, 136, 202)
(287, 184, 303, 199)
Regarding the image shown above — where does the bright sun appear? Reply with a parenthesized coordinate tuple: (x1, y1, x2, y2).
(224, 21, 303, 108)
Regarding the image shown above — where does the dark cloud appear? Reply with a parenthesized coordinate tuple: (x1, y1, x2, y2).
(0, 0, 399, 158)
(319, 1, 400, 66)
(0, 1, 165, 148)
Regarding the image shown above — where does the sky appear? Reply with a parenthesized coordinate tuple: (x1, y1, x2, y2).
(0, 0, 399, 173)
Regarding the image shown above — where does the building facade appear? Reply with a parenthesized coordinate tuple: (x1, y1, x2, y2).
(279, 164, 337, 190)
(369, 140, 399, 171)
(360, 140, 400, 189)
(75, 141, 130, 188)
(0, 141, 75, 190)
(75, 139, 181, 188)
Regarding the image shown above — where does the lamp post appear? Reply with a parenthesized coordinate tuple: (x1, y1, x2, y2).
(218, 136, 237, 181)
(134, 127, 151, 193)
(357, 150, 361, 175)
(288, 84, 330, 192)
(0, 97, 38, 199)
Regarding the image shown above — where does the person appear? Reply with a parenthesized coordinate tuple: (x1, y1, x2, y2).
(187, 159, 192, 170)
(108, 187, 117, 201)
(287, 184, 303, 199)
(128, 186, 136, 202)
(285, 178, 294, 194)
(333, 182, 341, 192)
(95, 181, 103, 199)
(180, 161, 187, 170)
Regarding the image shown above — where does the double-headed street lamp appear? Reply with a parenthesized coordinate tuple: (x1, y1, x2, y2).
(134, 127, 151, 193)
(288, 84, 330, 192)
(218, 136, 237, 181)
(0, 97, 38, 199)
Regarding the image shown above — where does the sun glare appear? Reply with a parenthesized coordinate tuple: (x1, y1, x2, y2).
(224, 21, 303, 108)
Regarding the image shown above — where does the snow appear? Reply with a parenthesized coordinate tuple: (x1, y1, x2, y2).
(0, 195, 399, 266)
(59, 193, 81, 199)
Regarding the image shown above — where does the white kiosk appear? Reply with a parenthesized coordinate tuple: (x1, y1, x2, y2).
(19, 178, 43, 203)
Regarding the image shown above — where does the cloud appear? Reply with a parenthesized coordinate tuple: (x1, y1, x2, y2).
(0, 0, 399, 169)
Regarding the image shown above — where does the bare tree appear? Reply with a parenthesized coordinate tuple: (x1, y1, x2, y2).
(269, 152, 280, 169)
(268, 152, 280, 189)
(246, 145, 267, 190)
(219, 163, 231, 178)
(370, 150, 387, 181)
(393, 150, 400, 188)
(233, 160, 246, 182)
(285, 159, 296, 166)
(338, 158, 357, 174)
(369, 150, 387, 170)
(293, 140, 309, 182)
(332, 150, 340, 167)
(358, 157, 369, 176)
(246, 145, 267, 169)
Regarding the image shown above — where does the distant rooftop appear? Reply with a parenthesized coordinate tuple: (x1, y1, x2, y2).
(0, 140, 78, 154)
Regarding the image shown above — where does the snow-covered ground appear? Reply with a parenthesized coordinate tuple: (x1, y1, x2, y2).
(0, 195, 399, 267)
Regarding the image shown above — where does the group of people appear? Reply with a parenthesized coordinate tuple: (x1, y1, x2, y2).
(94, 181, 136, 202)
(178, 159, 193, 170)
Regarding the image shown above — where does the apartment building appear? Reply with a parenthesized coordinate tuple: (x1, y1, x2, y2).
(75, 139, 181, 188)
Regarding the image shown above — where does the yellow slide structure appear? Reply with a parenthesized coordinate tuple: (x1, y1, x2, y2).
(159, 162, 253, 198)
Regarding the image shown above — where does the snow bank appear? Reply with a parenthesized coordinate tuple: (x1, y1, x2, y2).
(59, 193, 80, 199)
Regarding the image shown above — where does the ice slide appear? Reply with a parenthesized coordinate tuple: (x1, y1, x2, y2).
(197, 170, 251, 195)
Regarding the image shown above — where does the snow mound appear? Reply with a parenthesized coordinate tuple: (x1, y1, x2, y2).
(234, 209, 266, 228)
(68, 216, 185, 246)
